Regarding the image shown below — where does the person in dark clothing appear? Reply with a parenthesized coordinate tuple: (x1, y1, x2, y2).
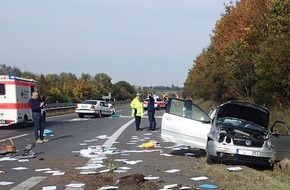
(147, 93, 156, 131)
(184, 96, 193, 119)
(28, 91, 49, 143)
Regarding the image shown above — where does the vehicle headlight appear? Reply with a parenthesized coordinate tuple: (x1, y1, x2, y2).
(265, 140, 272, 148)
(213, 132, 220, 141)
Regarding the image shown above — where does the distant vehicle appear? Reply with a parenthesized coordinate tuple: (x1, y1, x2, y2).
(0, 75, 45, 127)
(75, 100, 113, 118)
(161, 98, 290, 169)
(143, 97, 167, 110)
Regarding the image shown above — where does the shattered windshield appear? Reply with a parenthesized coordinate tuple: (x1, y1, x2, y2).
(217, 117, 265, 132)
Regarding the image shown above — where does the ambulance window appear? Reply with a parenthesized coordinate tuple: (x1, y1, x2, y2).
(31, 86, 35, 94)
(0, 84, 5, 95)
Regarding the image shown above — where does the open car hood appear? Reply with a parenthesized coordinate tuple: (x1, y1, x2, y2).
(216, 101, 270, 129)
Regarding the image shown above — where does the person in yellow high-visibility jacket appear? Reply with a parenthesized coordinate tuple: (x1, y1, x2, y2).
(130, 93, 144, 131)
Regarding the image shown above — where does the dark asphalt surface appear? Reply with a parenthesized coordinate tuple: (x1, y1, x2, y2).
(0, 105, 213, 190)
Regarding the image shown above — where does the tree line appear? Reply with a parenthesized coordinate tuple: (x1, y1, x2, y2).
(0, 64, 182, 103)
(183, 0, 289, 108)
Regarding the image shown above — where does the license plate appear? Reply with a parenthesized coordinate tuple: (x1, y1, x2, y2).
(236, 149, 260, 156)
(0, 120, 5, 124)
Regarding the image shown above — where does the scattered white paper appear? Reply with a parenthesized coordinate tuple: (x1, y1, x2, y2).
(42, 186, 57, 190)
(144, 133, 152, 136)
(98, 186, 119, 190)
(0, 157, 17, 161)
(75, 164, 106, 170)
(71, 150, 80, 153)
(165, 169, 180, 173)
(190, 176, 208, 181)
(18, 159, 29, 162)
(97, 135, 109, 139)
(180, 186, 191, 189)
(113, 170, 127, 173)
(0, 181, 14, 186)
(126, 142, 136, 145)
(44, 170, 61, 174)
(114, 159, 127, 162)
(227, 166, 242, 171)
(80, 171, 97, 175)
(78, 143, 87, 146)
(65, 183, 85, 187)
(144, 176, 159, 180)
(160, 153, 173, 157)
(123, 160, 143, 165)
(98, 169, 110, 173)
(118, 166, 131, 170)
(164, 184, 178, 189)
(52, 172, 65, 176)
(12, 167, 28, 170)
(35, 168, 51, 172)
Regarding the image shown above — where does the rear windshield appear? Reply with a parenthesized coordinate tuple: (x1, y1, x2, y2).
(82, 100, 97, 104)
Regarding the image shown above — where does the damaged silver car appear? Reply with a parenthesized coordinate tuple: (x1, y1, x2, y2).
(161, 99, 290, 169)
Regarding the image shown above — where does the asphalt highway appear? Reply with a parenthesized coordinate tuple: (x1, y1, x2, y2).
(0, 105, 212, 190)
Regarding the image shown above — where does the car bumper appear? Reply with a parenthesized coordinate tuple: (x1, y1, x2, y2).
(207, 141, 275, 164)
(75, 110, 99, 114)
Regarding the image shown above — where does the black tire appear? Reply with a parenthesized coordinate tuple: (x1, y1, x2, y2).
(206, 152, 214, 165)
(78, 114, 84, 118)
(206, 142, 214, 165)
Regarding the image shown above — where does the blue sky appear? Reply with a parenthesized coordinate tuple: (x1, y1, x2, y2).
(0, 0, 232, 87)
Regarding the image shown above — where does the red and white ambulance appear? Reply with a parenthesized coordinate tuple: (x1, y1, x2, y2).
(0, 75, 39, 127)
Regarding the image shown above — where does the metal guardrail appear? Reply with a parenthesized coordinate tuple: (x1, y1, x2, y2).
(45, 101, 130, 111)
(45, 103, 76, 110)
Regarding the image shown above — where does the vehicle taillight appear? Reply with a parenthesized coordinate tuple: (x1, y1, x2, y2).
(90, 105, 94, 109)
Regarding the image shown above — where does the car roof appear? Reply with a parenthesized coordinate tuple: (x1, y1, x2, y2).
(215, 101, 270, 129)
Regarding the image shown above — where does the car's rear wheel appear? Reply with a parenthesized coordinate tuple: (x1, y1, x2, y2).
(78, 114, 84, 118)
(96, 111, 102, 118)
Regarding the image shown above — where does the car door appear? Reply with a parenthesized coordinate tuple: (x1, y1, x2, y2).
(100, 101, 110, 115)
(270, 121, 290, 161)
(161, 98, 212, 150)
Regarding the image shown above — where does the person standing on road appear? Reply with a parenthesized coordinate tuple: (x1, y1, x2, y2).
(184, 96, 193, 119)
(28, 91, 49, 143)
(147, 92, 156, 131)
(130, 93, 144, 131)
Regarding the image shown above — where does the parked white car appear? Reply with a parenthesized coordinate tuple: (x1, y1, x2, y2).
(161, 98, 290, 169)
(75, 100, 113, 118)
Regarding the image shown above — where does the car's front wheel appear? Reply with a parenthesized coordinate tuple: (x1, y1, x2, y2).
(206, 142, 215, 165)
(206, 152, 214, 165)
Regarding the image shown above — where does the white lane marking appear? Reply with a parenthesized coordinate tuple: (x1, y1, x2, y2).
(103, 118, 135, 147)
(10, 176, 46, 190)
(0, 134, 29, 142)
